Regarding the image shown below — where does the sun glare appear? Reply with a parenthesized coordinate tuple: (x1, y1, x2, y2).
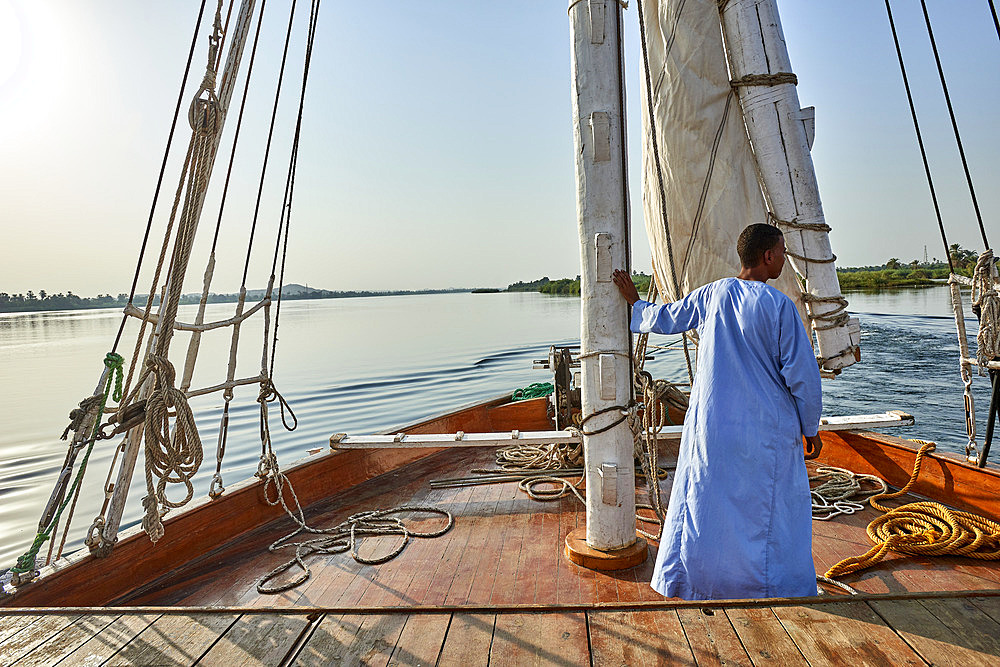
(0, 1, 22, 89)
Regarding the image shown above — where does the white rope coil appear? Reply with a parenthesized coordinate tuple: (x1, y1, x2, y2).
(810, 466, 887, 521)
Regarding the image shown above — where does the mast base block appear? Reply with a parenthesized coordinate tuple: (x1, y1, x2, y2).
(564, 527, 648, 571)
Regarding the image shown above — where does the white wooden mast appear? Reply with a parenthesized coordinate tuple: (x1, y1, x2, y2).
(568, 0, 641, 556)
(720, 0, 858, 371)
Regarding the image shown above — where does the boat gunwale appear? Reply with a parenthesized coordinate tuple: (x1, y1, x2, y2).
(0, 393, 547, 605)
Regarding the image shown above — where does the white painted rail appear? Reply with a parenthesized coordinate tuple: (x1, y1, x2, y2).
(328, 412, 914, 449)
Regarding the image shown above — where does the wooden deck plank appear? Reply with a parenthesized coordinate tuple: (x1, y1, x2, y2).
(588, 610, 695, 665)
(770, 602, 924, 665)
(676, 607, 752, 667)
(436, 613, 495, 667)
(442, 474, 499, 605)
(724, 607, 807, 665)
(490, 612, 589, 666)
(449, 476, 508, 606)
(388, 614, 451, 666)
(535, 611, 591, 665)
(0, 614, 41, 644)
(54, 614, 160, 666)
(969, 594, 1000, 624)
(509, 486, 542, 606)
(300, 462, 454, 609)
(467, 483, 518, 605)
(0, 614, 78, 665)
(356, 470, 457, 608)
(555, 494, 582, 605)
(490, 488, 530, 605)
(421, 481, 483, 606)
(405, 483, 478, 607)
(103, 612, 237, 666)
(15, 614, 117, 667)
(870, 599, 1000, 666)
(341, 613, 408, 666)
(194, 613, 310, 665)
(514, 492, 549, 605)
(292, 614, 362, 666)
(917, 598, 1000, 658)
(532, 496, 562, 605)
(13, 594, 1000, 667)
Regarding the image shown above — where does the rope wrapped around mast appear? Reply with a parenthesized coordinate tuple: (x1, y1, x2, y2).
(972, 250, 1000, 375)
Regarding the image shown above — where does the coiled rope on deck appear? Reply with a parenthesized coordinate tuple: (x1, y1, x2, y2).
(810, 466, 887, 521)
(511, 382, 555, 401)
(257, 505, 454, 595)
(825, 441, 1000, 579)
(495, 440, 583, 471)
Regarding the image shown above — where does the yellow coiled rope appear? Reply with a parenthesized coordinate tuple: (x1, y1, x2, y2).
(825, 441, 1000, 579)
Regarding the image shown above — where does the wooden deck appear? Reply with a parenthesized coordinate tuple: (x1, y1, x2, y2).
(99, 446, 1000, 609)
(5, 593, 1000, 665)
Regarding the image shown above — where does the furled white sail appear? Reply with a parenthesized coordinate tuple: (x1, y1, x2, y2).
(637, 0, 808, 323)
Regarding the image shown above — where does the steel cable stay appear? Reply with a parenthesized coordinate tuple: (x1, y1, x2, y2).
(990, 0, 1000, 44)
(885, 0, 999, 466)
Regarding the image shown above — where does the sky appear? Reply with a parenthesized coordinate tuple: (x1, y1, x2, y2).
(0, 0, 997, 296)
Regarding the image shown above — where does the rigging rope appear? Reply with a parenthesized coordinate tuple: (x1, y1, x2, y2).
(111, 0, 212, 354)
(634, 0, 687, 329)
(919, 0, 991, 252)
(884, 0, 955, 273)
(824, 441, 1000, 580)
(990, 0, 1000, 44)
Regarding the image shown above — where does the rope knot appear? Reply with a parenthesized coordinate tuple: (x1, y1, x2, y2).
(141, 494, 165, 543)
(61, 394, 104, 440)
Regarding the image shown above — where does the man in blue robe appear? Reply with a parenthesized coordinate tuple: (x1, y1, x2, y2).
(612, 223, 823, 600)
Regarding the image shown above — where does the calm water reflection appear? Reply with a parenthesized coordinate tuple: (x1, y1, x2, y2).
(0, 287, 991, 566)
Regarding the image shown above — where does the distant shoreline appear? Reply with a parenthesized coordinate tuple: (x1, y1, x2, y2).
(1, 261, 976, 314)
(0, 287, 479, 315)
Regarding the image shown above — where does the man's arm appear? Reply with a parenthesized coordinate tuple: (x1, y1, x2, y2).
(614, 269, 708, 335)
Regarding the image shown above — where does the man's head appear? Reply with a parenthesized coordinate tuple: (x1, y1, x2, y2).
(737, 224, 785, 279)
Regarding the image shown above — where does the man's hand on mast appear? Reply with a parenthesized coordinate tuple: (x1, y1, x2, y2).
(613, 269, 640, 306)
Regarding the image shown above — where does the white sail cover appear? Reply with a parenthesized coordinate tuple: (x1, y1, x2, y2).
(639, 0, 808, 325)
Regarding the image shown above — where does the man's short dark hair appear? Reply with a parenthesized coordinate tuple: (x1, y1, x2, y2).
(737, 224, 783, 268)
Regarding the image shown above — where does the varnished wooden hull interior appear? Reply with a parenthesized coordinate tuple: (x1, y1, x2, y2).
(6, 395, 1000, 609)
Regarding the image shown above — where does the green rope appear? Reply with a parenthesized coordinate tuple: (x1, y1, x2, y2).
(512, 382, 554, 401)
(10, 352, 125, 577)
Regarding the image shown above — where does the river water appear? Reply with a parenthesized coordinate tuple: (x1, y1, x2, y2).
(0, 287, 992, 567)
